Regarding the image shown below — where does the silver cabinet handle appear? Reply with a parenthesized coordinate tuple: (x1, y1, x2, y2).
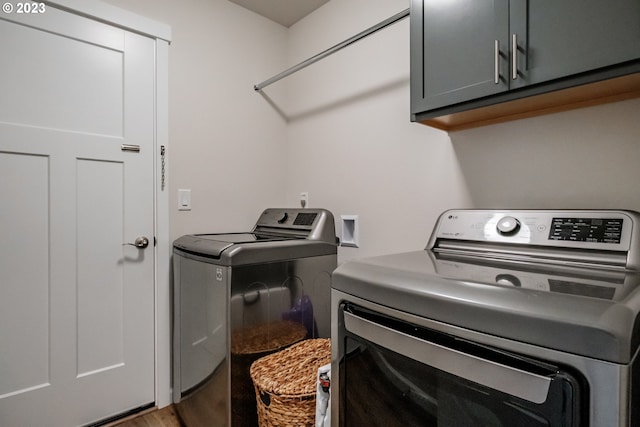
(512, 33, 518, 80)
(124, 236, 149, 248)
(494, 40, 500, 84)
(343, 310, 551, 404)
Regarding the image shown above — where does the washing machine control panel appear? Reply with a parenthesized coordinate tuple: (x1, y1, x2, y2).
(256, 208, 317, 228)
(253, 208, 337, 244)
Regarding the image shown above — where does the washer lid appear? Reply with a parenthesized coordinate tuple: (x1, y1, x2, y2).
(173, 232, 337, 266)
(173, 232, 299, 258)
(332, 250, 640, 364)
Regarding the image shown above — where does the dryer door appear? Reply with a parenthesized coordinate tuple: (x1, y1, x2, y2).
(339, 304, 586, 427)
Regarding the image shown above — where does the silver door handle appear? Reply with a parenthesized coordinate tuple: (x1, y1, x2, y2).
(343, 310, 551, 404)
(121, 144, 140, 152)
(124, 236, 149, 248)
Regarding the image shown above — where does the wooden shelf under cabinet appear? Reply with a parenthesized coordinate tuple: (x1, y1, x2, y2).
(419, 73, 640, 132)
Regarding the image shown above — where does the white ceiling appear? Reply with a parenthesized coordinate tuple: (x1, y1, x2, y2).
(228, 0, 330, 27)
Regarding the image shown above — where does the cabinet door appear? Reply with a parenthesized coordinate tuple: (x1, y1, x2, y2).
(510, 0, 640, 89)
(410, 0, 509, 113)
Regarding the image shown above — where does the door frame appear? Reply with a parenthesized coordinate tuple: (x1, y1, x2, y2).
(46, 0, 173, 409)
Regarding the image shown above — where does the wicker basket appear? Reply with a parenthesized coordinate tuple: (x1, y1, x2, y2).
(231, 321, 308, 356)
(250, 338, 331, 427)
(230, 321, 308, 427)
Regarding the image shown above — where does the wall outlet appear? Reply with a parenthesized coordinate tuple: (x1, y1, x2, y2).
(300, 192, 309, 208)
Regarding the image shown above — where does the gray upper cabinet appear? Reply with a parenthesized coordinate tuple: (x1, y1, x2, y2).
(410, 0, 509, 112)
(510, 0, 640, 88)
(411, 0, 640, 129)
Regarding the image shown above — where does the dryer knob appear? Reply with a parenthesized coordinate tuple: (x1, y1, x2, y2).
(497, 216, 520, 235)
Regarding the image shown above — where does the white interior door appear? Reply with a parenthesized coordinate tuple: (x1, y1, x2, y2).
(0, 7, 155, 426)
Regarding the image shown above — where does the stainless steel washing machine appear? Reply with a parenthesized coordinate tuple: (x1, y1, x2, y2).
(332, 209, 640, 426)
(173, 208, 337, 427)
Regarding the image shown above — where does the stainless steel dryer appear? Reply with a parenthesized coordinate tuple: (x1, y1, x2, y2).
(173, 208, 337, 427)
(332, 209, 640, 427)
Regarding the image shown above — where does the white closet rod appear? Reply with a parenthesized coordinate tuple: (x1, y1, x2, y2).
(253, 8, 410, 91)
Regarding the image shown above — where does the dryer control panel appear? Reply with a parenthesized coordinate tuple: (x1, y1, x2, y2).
(428, 209, 640, 271)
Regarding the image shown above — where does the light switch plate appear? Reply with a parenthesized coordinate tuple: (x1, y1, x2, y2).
(178, 189, 191, 211)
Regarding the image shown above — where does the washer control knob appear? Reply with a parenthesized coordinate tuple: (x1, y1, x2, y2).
(496, 216, 520, 235)
(277, 212, 289, 224)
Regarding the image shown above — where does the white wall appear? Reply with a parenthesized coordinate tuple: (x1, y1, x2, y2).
(103, 0, 290, 244)
(279, 0, 472, 263)
(450, 98, 640, 209)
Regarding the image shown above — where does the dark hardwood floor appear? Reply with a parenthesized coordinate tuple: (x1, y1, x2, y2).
(111, 405, 183, 427)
